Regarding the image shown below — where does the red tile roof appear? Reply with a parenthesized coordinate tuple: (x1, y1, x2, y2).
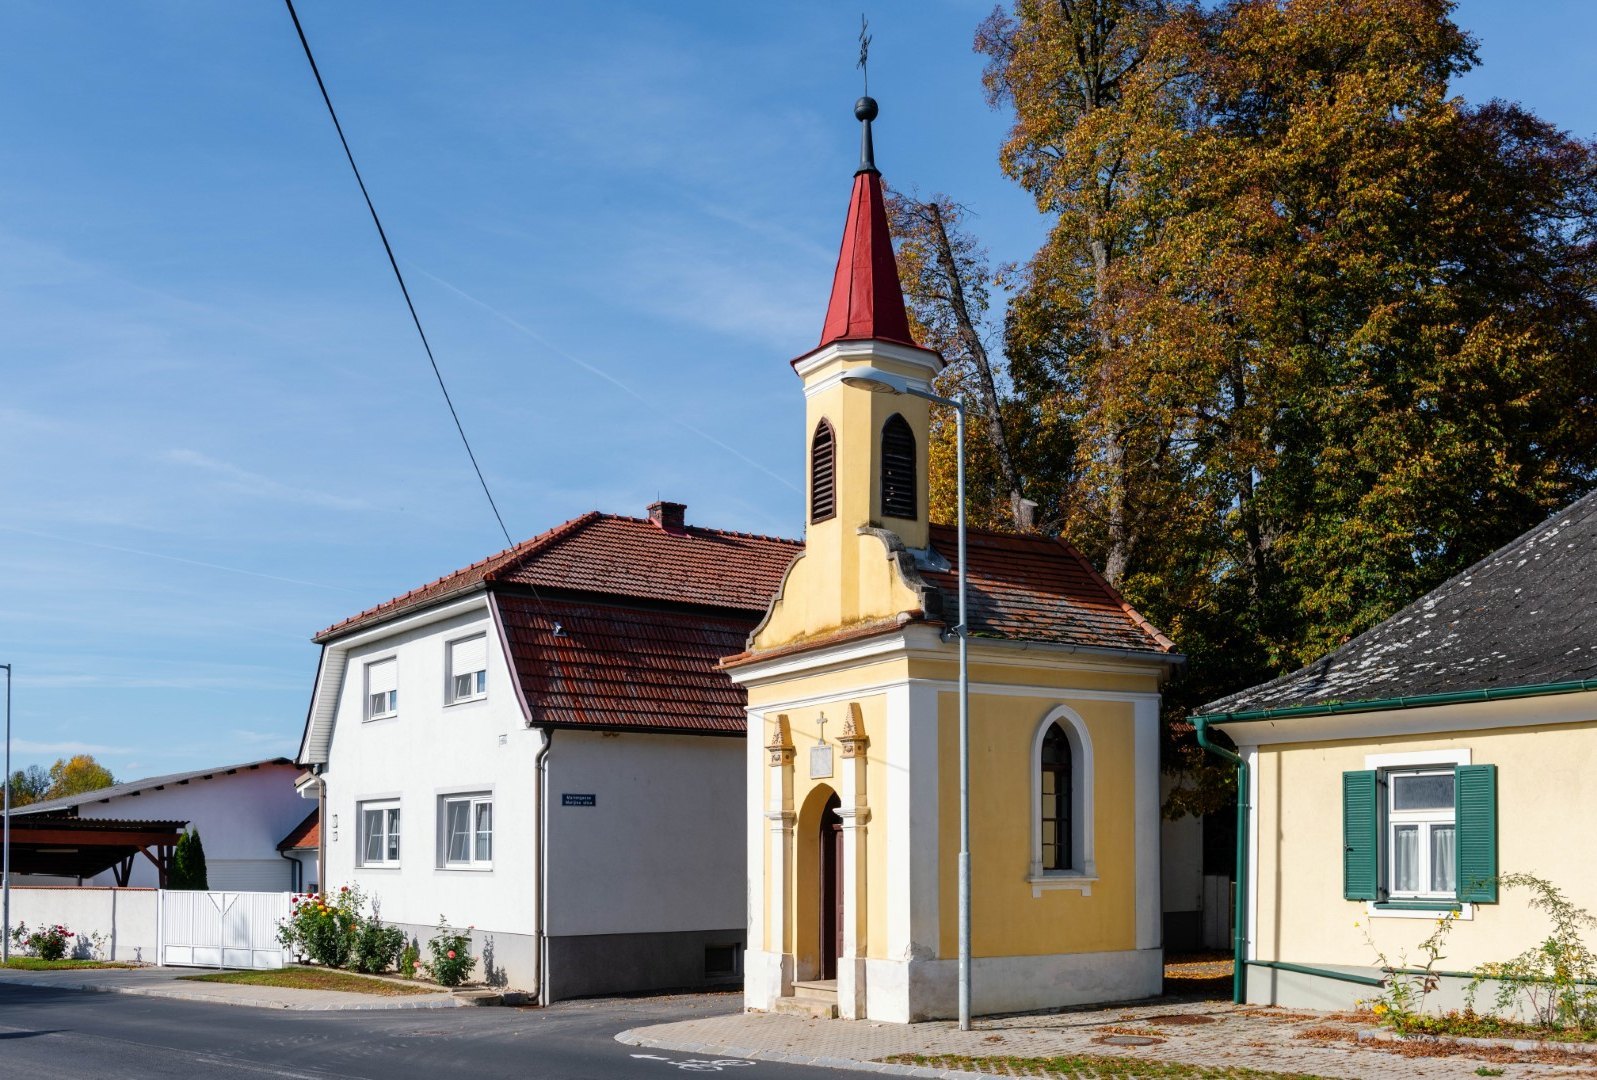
(817, 170, 917, 351)
(497, 595, 758, 734)
(921, 524, 1175, 654)
(315, 512, 800, 642)
(277, 810, 319, 852)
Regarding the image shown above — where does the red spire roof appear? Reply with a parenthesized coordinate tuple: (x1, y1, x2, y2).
(818, 168, 917, 350)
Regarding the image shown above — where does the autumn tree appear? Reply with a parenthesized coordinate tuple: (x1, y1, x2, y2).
(977, 0, 1199, 583)
(45, 755, 116, 799)
(953, 0, 1597, 814)
(5, 765, 49, 807)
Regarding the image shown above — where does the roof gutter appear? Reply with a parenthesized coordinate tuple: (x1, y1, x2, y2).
(1193, 715, 1248, 1005)
(1201, 676, 1597, 727)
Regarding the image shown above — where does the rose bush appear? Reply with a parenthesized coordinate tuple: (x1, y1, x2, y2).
(426, 917, 474, 988)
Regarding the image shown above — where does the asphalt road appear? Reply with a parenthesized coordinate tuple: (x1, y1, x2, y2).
(0, 984, 868, 1080)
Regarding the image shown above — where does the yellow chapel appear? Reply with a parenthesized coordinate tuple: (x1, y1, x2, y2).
(723, 96, 1181, 1023)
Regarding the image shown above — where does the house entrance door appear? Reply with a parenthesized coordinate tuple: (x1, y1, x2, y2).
(819, 792, 842, 981)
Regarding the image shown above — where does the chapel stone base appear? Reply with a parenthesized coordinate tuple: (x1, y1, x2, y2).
(746, 946, 1163, 1022)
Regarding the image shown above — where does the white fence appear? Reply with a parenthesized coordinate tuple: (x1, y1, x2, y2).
(5, 886, 291, 969)
(160, 890, 290, 969)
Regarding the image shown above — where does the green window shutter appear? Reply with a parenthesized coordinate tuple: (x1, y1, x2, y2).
(1343, 770, 1380, 901)
(1455, 764, 1498, 903)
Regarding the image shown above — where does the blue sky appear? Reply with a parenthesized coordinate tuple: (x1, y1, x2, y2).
(2, 1, 1592, 780)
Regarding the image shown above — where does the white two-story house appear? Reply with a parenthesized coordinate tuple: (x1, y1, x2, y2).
(296, 501, 798, 999)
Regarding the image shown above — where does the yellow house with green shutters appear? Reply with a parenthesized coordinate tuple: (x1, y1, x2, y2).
(724, 98, 1179, 1023)
(1196, 490, 1597, 1011)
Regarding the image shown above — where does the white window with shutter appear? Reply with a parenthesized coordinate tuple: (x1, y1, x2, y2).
(447, 633, 488, 704)
(365, 658, 398, 720)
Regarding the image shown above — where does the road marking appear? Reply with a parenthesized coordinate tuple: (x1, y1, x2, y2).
(630, 1053, 756, 1072)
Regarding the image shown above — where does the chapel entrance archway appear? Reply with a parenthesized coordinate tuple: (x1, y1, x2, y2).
(818, 790, 841, 981)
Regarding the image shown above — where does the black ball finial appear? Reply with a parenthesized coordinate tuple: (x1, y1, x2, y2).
(855, 96, 879, 122)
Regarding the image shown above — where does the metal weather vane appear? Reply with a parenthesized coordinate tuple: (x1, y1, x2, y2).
(858, 14, 872, 95)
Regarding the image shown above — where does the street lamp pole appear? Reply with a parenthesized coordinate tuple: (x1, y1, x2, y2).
(840, 368, 972, 1029)
(3, 662, 11, 964)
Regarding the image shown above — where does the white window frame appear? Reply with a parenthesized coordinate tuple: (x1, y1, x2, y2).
(445, 633, 489, 706)
(1028, 705, 1096, 896)
(1385, 769, 1457, 901)
(1363, 748, 1474, 920)
(364, 657, 398, 721)
(358, 799, 401, 867)
(439, 793, 493, 869)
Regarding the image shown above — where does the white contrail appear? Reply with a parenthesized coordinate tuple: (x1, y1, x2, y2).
(412, 266, 801, 492)
(0, 525, 359, 593)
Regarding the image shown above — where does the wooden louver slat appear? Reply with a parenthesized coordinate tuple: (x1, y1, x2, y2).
(811, 419, 836, 523)
(881, 413, 916, 520)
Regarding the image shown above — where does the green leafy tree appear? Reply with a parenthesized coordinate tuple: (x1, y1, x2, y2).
(170, 829, 210, 891)
(44, 755, 116, 799)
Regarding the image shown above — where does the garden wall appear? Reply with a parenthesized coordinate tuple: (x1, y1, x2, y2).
(8, 886, 159, 963)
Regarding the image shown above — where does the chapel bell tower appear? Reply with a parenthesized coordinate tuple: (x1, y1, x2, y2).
(757, 96, 945, 650)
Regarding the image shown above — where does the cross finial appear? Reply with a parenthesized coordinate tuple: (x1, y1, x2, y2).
(816, 711, 829, 744)
(853, 15, 880, 179)
(858, 14, 872, 96)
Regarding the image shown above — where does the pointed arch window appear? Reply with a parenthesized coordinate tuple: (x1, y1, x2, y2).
(1040, 724, 1073, 871)
(810, 419, 837, 523)
(880, 413, 916, 520)
(1029, 706, 1095, 893)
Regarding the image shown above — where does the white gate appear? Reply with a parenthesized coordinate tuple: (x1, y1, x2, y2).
(160, 891, 290, 969)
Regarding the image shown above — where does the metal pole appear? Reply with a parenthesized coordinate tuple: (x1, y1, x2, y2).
(954, 406, 971, 1031)
(3, 663, 12, 964)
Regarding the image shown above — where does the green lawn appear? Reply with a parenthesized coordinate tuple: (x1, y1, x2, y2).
(180, 966, 436, 996)
(1, 957, 135, 971)
(879, 1055, 1333, 1079)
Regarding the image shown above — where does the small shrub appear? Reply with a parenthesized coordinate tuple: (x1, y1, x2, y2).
(399, 943, 420, 979)
(352, 920, 406, 974)
(1361, 911, 1456, 1029)
(9, 922, 76, 961)
(427, 917, 474, 988)
(1468, 873, 1597, 1031)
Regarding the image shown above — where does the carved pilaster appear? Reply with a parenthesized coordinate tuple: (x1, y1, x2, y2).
(767, 713, 796, 767)
(837, 702, 870, 759)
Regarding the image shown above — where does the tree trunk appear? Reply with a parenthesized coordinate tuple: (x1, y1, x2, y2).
(923, 202, 1028, 528)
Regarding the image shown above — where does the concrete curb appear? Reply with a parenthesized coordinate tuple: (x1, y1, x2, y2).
(0, 974, 470, 1011)
(614, 1028, 993, 1079)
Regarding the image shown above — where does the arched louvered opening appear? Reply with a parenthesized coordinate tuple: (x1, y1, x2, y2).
(880, 413, 916, 520)
(1041, 722, 1073, 871)
(810, 419, 837, 523)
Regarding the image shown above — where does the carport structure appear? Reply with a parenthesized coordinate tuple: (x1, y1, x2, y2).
(3, 813, 187, 886)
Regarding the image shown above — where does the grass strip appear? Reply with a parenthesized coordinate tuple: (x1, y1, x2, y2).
(180, 966, 435, 996)
(1392, 1012, 1597, 1043)
(879, 1053, 1333, 1079)
(2, 958, 136, 970)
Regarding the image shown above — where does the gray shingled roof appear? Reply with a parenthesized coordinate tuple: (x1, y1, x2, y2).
(1199, 491, 1597, 716)
(11, 758, 294, 816)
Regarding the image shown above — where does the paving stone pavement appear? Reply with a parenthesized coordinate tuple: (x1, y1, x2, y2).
(618, 997, 1597, 1078)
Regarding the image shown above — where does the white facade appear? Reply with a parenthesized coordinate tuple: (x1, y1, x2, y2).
(28, 763, 307, 890)
(309, 593, 749, 997)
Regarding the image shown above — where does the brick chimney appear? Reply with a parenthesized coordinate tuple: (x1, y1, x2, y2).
(647, 500, 687, 533)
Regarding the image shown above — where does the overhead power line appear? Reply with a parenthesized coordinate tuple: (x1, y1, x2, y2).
(282, 0, 513, 549)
